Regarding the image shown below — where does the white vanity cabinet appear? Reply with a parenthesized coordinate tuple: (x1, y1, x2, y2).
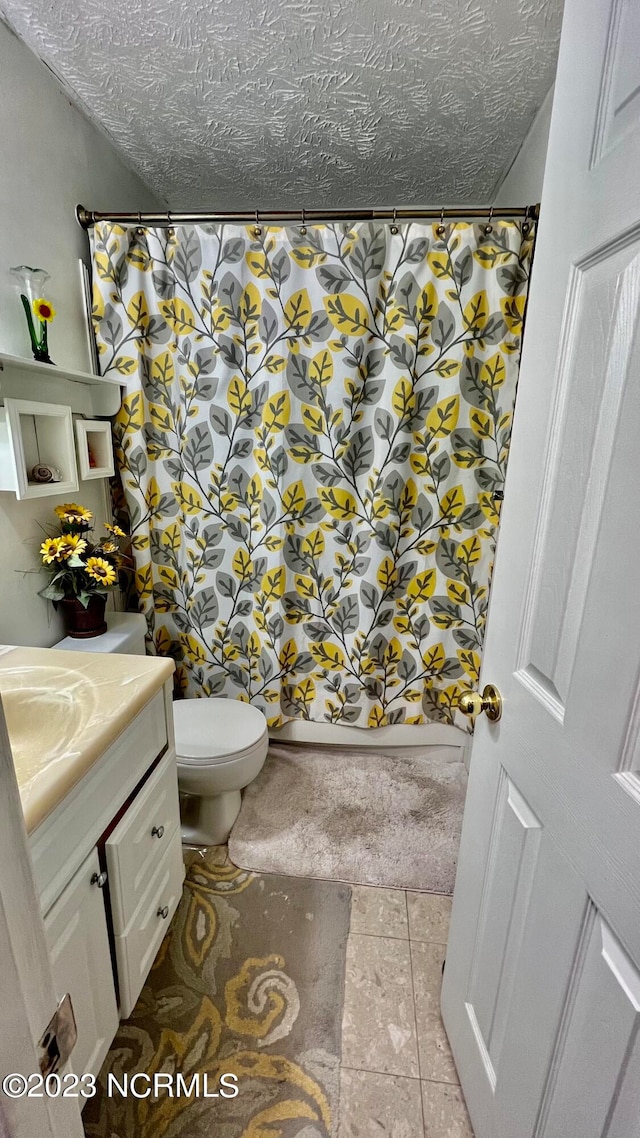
(31, 681, 184, 1078)
(44, 849, 119, 1078)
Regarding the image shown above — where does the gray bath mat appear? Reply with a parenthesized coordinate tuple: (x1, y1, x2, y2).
(229, 744, 467, 894)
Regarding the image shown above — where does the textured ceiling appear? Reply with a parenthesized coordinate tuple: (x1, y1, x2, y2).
(1, 0, 563, 208)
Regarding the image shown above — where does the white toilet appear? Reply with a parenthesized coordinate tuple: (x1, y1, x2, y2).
(172, 697, 268, 846)
(55, 613, 269, 845)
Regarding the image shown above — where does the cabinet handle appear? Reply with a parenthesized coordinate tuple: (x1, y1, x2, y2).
(91, 871, 108, 889)
(157, 905, 169, 920)
(151, 825, 165, 839)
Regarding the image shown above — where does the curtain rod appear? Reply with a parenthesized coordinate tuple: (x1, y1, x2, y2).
(76, 203, 539, 229)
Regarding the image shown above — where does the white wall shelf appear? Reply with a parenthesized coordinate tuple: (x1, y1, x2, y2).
(0, 398, 78, 500)
(0, 352, 122, 417)
(75, 418, 115, 481)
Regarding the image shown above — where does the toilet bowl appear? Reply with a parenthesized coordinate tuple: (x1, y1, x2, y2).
(173, 697, 268, 846)
(55, 614, 269, 846)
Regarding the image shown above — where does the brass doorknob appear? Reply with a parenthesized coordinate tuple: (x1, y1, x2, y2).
(458, 684, 502, 722)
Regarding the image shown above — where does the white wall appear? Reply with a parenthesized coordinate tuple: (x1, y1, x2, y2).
(0, 21, 160, 647)
(494, 85, 555, 204)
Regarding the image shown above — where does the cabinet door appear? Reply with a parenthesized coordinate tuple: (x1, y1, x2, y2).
(106, 749, 181, 933)
(114, 834, 185, 1018)
(45, 848, 118, 1079)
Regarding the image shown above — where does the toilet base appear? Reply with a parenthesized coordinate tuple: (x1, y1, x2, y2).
(179, 788, 242, 847)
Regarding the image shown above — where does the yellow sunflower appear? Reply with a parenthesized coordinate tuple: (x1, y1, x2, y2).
(40, 537, 62, 564)
(105, 523, 126, 538)
(54, 503, 93, 525)
(102, 540, 118, 553)
(55, 534, 87, 560)
(33, 298, 56, 322)
(85, 557, 117, 586)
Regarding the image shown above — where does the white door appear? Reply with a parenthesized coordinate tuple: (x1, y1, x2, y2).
(441, 0, 640, 1134)
(45, 848, 119, 1080)
(0, 696, 84, 1138)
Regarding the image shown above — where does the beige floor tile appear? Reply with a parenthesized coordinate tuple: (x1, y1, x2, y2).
(339, 1067, 424, 1138)
(342, 933, 420, 1077)
(421, 1080, 474, 1137)
(407, 892, 452, 944)
(411, 941, 459, 1084)
(350, 885, 408, 938)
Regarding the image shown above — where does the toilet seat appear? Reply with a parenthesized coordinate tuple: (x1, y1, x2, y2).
(173, 697, 268, 763)
(177, 738, 267, 766)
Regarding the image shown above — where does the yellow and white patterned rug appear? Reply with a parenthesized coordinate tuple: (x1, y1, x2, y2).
(84, 852, 351, 1138)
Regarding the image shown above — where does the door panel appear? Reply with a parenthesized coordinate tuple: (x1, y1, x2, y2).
(447, 796, 588, 1137)
(467, 773, 541, 1082)
(591, 0, 640, 164)
(490, 840, 588, 1138)
(541, 915, 640, 1138)
(517, 237, 640, 722)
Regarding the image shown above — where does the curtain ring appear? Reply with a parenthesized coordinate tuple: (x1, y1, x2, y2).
(166, 210, 174, 240)
(436, 207, 446, 237)
(390, 207, 399, 235)
(300, 207, 307, 236)
(484, 206, 494, 236)
(254, 209, 262, 237)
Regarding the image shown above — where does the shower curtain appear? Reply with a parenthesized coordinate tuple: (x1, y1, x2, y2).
(91, 219, 535, 728)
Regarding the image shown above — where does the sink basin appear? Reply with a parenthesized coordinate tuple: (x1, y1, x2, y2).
(0, 645, 174, 834)
(0, 665, 97, 784)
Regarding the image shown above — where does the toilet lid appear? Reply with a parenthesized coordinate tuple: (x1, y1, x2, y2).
(173, 698, 267, 763)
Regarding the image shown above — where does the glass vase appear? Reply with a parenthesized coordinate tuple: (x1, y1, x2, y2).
(9, 265, 55, 365)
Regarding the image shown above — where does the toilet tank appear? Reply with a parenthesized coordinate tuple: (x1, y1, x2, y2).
(53, 612, 147, 656)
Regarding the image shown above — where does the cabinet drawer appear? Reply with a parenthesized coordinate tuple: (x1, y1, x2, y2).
(105, 749, 181, 933)
(114, 833, 185, 1018)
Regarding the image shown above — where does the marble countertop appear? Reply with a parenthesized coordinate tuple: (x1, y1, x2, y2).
(0, 645, 174, 834)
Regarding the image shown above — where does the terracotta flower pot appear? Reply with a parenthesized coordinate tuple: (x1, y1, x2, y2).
(59, 594, 108, 639)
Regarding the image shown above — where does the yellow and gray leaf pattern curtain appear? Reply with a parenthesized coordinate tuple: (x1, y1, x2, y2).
(91, 220, 535, 728)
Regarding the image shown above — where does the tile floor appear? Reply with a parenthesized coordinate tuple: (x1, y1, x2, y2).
(339, 886, 474, 1138)
(199, 848, 473, 1137)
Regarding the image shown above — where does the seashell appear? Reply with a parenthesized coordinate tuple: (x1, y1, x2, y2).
(31, 464, 61, 483)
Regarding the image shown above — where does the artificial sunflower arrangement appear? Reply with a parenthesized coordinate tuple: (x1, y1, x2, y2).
(38, 503, 128, 608)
